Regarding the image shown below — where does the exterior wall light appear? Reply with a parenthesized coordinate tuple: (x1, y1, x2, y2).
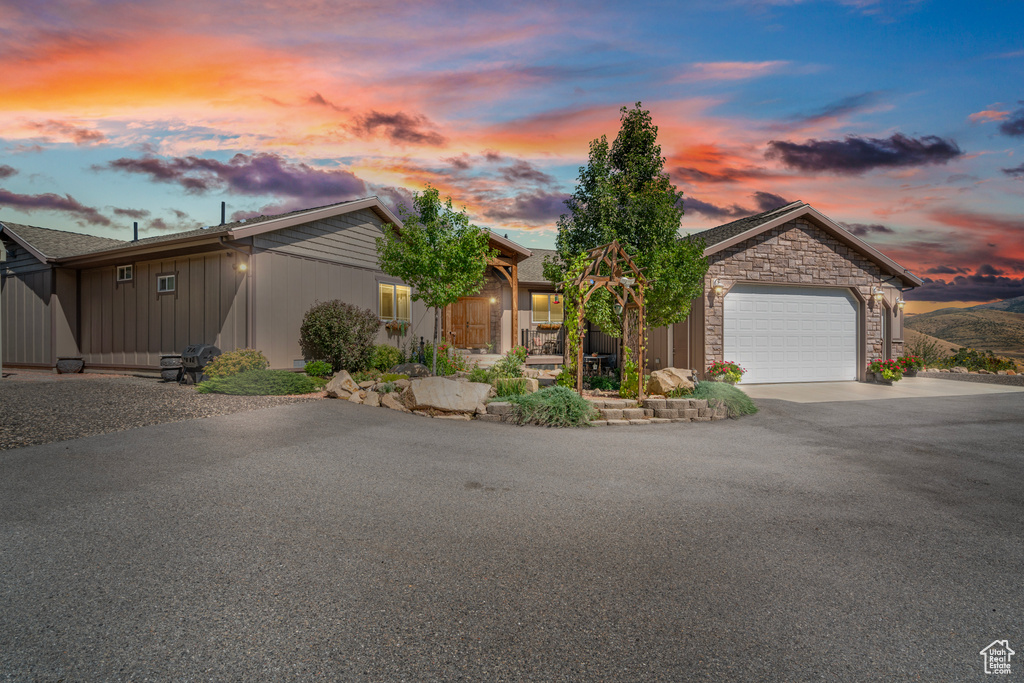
(896, 298, 905, 313)
(712, 279, 725, 297)
(871, 286, 884, 303)
(235, 262, 248, 272)
(489, 297, 497, 304)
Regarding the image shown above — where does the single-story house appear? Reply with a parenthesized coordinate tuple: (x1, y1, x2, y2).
(2, 198, 920, 383)
(443, 200, 921, 383)
(0, 198, 440, 371)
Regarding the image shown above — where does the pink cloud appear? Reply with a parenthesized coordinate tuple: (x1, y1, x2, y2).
(968, 109, 1009, 123)
(674, 61, 790, 82)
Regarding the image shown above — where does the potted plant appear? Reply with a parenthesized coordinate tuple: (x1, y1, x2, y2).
(867, 359, 903, 384)
(707, 360, 745, 385)
(897, 354, 923, 377)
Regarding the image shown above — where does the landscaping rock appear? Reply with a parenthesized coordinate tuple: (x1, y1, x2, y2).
(347, 391, 365, 404)
(358, 380, 375, 389)
(405, 377, 492, 413)
(364, 391, 380, 407)
(325, 371, 360, 397)
(951, 366, 968, 373)
(380, 393, 409, 412)
(486, 402, 513, 415)
(436, 413, 472, 421)
(648, 368, 695, 396)
(1009, 370, 1017, 376)
(395, 379, 411, 389)
(474, 403, 488, 416)
(390, 363, 431, 378)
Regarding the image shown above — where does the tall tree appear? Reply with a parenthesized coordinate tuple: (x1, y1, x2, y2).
(547, 103, 707, 333)
(377, 185, 495, 375)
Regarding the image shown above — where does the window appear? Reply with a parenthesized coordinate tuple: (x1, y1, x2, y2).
(157, 274, 176, 293)
(117, 265, 133, 282)
(379, 283, 411, 322)
(532, 293, 564, 323)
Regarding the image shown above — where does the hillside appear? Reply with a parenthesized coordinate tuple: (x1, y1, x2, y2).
(971, 295, 1024, 314)
(904, 308, 1024, 360)
(903, 328, 959, 357)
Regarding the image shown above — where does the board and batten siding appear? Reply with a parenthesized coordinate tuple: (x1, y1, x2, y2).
(1, 235, 53, 366)
(252, 209, 385, 270)
(79, 251, 247, 368)
(251, 250, 432, 369)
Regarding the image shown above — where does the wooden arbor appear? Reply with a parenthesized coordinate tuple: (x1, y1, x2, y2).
(569, 240, 648, 400)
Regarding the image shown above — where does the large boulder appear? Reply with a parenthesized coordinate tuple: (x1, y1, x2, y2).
(648, 368, 695, 396)
(390, 363, 431, 378)
(325, 371, 360, 398)
(404, 377, 493, 413)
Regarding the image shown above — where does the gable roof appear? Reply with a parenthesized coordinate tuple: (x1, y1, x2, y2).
(517, 248, 558, 284)
(691, 201, 923, 287)
(0, 221, 127, 263)
(11, 197, 403, 266)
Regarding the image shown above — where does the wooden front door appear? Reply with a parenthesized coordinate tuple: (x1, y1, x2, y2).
(450, 297, 490, 348)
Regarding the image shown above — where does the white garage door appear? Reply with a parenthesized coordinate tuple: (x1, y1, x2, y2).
(723, 285, 858, 384)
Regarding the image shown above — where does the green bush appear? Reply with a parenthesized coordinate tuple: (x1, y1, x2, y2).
(496, 377, 531, 397)
(555, 368, 576, 388)
(299, 300, 381, 373)
(939, 347, 1015, 372)
(370, 344, 405, 373)
(303, 360, 333, 378)
(377, 381, 398, 394)
(492, 345, 527, 379)
(467, 365, 493, 384)
(351, 369, 381, 384)
(203, 348, 269, 379)
(905, 336, 944, 367)
(380, 372, 409, 382)
(585, 375, 620, 391)
(197, 370, 319, 396)
(667, 385, 693, 398)
(504, 386, 598, 428)
(692, 381, 758, 418)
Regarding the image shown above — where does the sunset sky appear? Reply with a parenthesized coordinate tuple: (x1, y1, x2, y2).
(1, 0, 1022, 311)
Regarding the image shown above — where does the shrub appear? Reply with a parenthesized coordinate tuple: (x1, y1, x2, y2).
(422, 341, 469, 375)
(467, 365, 493, 384)
(299, 300, 381, 373)
(939, 347, 1015, 373)
(667, 385, 693, 398)
(197, 370, 319, 395)
(491, 345, 527, 379)
(303, 360, 333, 378)
(504, 386, 598, 428)
(351, 369, 382, 384)
(370, 344, 404, 373)
(906, 336, 944, 367)
(896, 355, 924, 373)
(377, 381, 398, 394)
(586, 375, 620, 392)
(555, 368, 577, 388)
(203, 348, 269, 379)
(692, 382, 758, 418)
(496, 377, 531, 397)
(380, 373, 409, 382)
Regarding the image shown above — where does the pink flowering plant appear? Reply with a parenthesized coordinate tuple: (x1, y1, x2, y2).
(707, 360, 745, 384)
(897, 355, 924, 372)
(868, 358, 903, 382)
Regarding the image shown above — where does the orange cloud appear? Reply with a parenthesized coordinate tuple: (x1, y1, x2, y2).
(968, 109, 1010, 123)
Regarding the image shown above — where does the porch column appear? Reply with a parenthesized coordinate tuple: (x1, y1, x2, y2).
(511, 258, 519, 350)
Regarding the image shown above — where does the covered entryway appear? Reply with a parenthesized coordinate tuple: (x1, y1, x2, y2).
(449, 297, 490, 348)
(723, 284, 858, 384)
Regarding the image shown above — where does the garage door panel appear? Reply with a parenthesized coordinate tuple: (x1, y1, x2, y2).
(724, 285, 858, 384)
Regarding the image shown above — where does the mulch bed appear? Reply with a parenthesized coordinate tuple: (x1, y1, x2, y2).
(0, 372, 322, 451)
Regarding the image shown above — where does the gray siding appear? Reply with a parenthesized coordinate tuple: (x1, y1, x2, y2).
(1, 235, 53, 366)
(79, 251, 247, 367)
(252, 209, 384, 270)
(251, 250, 433, 369)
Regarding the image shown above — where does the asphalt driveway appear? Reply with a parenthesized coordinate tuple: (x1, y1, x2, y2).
(1, 391, 1022, 681)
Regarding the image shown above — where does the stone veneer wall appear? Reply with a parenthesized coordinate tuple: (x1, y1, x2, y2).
(704, 218, 904, 370)
(479, 272, 505, 350)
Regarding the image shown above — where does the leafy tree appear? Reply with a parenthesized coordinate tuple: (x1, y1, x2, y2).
(546, 103, 707, 333)
(376, 186, 495, 375)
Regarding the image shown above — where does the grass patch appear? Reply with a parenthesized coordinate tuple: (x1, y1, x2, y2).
(504, 386, 598, 428)
(496, 377, 531, 397)
(692, 381, 758, 418)
(197, 370, 321, 396)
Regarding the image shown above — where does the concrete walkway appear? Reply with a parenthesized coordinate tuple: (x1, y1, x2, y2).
(742, 376, 1024, 403)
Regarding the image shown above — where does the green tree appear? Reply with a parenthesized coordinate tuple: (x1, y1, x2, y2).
(547, 103, 707, 333)
(376, 185, 495, 375)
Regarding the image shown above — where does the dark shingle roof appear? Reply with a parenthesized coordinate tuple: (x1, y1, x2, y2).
(0, 222, 127, 260)
(690, 200, 805, 248)
(517, 248, 558, 284)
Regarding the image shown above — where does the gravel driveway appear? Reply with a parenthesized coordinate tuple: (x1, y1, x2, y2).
(0, 372, 322, 450)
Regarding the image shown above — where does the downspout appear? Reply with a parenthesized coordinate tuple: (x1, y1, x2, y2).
(219, 236, 253, 350)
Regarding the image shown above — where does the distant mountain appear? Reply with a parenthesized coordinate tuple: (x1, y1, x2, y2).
(970, 295, 1024, 314)
(904, 308, 1024, 360)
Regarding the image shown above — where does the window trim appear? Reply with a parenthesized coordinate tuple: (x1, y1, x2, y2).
(531, 292, 564, 324)
(116, 264, 133, 282)
(378, 282, 411, 323)
(156, 273, 176, 294)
